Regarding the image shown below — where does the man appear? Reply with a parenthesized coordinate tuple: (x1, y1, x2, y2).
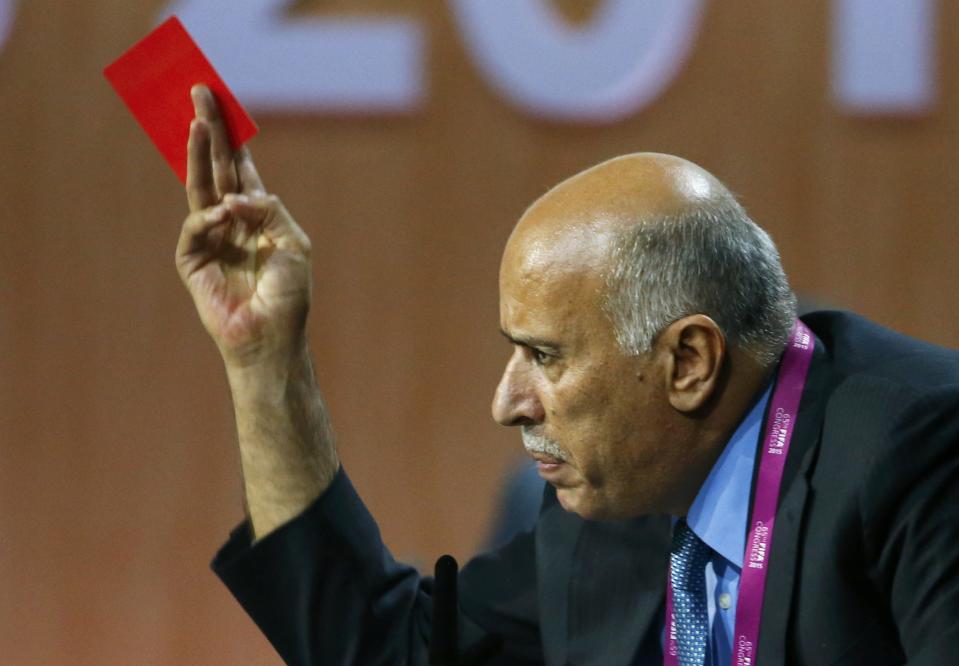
(178, 86, 959, 664)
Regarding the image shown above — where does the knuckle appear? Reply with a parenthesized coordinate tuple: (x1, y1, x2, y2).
(182, 212, 198, 230)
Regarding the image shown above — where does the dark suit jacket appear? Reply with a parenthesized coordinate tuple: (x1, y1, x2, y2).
(212, 311, 959, 665)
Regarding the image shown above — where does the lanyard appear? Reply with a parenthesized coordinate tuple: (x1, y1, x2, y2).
(664, 320, 815, 666)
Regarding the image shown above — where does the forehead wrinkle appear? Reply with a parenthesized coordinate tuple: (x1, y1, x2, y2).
(505, 216, 618, 286)
(500, 232, 613, 354)
(524, 237, 602, 280)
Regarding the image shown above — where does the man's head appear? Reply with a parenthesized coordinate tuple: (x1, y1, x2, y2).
(492, 153, 796, 520)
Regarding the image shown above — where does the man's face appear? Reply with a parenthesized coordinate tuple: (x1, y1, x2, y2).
(492, 231, 683, 521)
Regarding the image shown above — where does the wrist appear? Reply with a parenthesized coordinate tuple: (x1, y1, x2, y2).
(224, 337, 314, 403)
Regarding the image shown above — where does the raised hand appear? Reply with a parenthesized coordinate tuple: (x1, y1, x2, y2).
(176, 85, 312, 367)
(175, 86, 336, 539)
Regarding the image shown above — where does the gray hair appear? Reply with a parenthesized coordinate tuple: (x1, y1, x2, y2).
(602, 194, 797, 366)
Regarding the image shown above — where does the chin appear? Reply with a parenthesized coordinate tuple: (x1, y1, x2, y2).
(556, 487, 614, 521)
(557, 486, 649, 521)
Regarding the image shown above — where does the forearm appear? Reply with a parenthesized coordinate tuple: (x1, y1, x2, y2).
(226, 340, 339, 540)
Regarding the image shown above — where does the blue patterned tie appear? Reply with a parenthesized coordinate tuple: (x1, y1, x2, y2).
(670, 520, 711, 666)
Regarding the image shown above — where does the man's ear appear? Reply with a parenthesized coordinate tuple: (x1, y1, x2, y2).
(657, 315, 726, 413)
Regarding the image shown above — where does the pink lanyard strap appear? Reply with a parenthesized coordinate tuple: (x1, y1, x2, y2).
(664, 320, 815, 666)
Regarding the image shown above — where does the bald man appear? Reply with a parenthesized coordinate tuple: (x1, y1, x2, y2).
(180, 88, 959, 665)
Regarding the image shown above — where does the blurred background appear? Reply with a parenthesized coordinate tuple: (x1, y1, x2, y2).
(1, 0, 957, 663)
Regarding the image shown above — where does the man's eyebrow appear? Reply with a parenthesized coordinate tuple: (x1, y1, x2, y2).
(499, 329, 561, 351)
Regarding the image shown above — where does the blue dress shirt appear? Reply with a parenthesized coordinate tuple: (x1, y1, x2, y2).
(673, 383, 773, 666)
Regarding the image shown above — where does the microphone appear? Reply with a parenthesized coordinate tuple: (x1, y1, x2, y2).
(429, 554, 459, 666)
(429, 554, 503, 665)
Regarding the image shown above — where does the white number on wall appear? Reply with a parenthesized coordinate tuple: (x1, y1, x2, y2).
(832, 0, 936, 113)
(0, 0, 15, 53)
(160, 0, 425, 112)
(448, 0, 707, 122)
(158, 0, 937, 119)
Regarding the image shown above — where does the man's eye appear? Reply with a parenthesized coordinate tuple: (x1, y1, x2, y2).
(531, 348, 551, 365)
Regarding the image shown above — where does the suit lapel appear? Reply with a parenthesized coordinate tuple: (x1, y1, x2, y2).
(536, 486, 671, 665)
(536, 486, 582, 665)
(565, 516, 670, 665)
(756, 335, 833, 663)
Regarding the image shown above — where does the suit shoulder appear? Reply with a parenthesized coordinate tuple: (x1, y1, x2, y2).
(803, 310, 959, 394)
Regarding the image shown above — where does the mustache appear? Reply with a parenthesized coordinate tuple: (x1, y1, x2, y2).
(522, 426, 567, 462)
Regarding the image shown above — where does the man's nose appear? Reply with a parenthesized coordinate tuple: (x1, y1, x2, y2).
(492, 351, 545, 426)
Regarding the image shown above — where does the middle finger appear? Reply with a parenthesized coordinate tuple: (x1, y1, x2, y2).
(191, 85, 239, 199)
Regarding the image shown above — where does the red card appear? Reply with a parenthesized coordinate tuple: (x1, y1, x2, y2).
(104, 16, 258, 183)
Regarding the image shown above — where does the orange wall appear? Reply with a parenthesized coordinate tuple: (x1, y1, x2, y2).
(2, 1, 958, 663)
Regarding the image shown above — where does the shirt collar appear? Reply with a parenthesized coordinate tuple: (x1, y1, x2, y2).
(684, 382, 773, 568)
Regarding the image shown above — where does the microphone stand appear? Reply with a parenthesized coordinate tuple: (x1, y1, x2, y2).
(429, 555, 503, 666)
